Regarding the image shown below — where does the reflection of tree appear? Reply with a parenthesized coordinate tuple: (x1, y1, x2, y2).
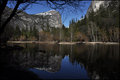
(68, 44, 119, 79)
(69, 44, 88, 64)
(1, 44, 119, 79)
(11, 51, 62, 72)
(0, 44, 63, 73)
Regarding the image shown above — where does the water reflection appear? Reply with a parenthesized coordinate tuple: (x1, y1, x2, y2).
(0, 44, 119, 79)
(29, 56, 89, 79)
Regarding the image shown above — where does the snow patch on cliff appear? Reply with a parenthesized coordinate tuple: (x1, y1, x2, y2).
(92, 1, 104, 12)
(36, 10, 57, 16)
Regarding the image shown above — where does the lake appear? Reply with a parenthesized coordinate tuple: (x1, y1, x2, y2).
(0, 43, 119, 79)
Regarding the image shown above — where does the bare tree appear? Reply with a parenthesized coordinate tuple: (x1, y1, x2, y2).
(0, 0, 84, 43)
(0, 0, 36, 35)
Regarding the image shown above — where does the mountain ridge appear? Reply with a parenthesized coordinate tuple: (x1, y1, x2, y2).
(2, 7, 62, 31)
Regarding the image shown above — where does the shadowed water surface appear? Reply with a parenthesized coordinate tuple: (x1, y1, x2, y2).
(0, 44, 119, 79)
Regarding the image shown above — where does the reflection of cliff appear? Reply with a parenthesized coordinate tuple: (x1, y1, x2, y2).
(1, 44, 119, 79)
(35, 55, 62, 72)
(4, 49, 62, 72)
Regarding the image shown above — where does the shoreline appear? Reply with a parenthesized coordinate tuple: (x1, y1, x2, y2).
(7, 41, 119, 45)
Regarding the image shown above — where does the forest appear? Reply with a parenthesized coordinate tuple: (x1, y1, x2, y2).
(8, 1, 119, 42)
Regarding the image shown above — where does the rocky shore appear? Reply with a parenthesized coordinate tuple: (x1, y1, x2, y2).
(7, 41, 119, 45)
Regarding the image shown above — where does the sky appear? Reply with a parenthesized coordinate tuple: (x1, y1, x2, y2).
(7, 1, 91, 27)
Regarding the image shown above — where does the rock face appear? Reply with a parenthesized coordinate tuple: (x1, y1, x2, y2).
(36, 10, 62, 29)
(86, 0, 114, 17)
(3, 7, 62, 31)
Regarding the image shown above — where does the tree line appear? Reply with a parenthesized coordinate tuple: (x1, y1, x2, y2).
(6, 1, 120, 42)
(65, 2, 119, 42)
(10, 25, 39, 41)
(0, 0, 85, 43)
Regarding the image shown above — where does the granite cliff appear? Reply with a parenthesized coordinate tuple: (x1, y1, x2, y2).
(2, 7, 62, 31)
(86, 0, 119, 18)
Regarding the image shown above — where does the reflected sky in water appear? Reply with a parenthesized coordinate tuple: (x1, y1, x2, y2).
(29, 56, 90, 79)
(1, 43, 119, 79)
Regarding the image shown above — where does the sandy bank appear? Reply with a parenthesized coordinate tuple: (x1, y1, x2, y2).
(7, 41, 119, 45)
(58, 42, 81, 45)
(84, 42, 119, 45)
(59, 42, 119, 45)
(7, 41, 57, 44)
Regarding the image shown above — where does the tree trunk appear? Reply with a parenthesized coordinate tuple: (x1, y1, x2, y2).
(0, 1, 21, 36)
(0, 0, 8, 17)
(0, 0, 8, 29)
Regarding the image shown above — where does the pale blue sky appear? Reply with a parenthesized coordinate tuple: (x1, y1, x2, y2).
(7, 1, 91, 27)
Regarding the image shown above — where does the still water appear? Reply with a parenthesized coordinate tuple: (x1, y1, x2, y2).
(0, 43, 119, 79)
